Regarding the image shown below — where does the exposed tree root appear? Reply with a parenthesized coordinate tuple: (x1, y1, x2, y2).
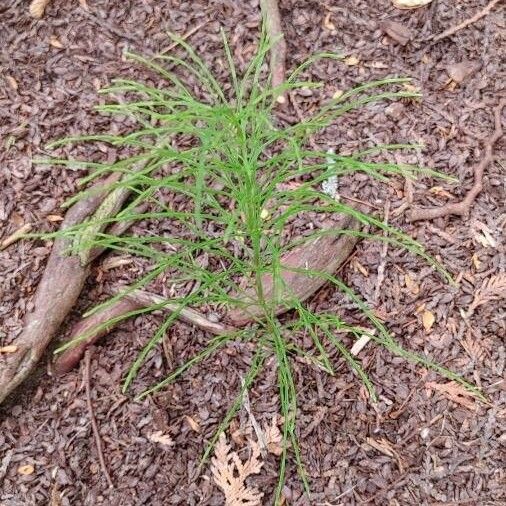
(410, 99, 504, 222)
(53, 216, 359, 373)
(226, 214, 359, 325)
(0, 174, 119, 404)
(0, 172, 149, 403)
(432, 0, 502, 43)
(260, 0, 287, 103)
(54, 297, 144, 376)
(54, 288, 235, 375)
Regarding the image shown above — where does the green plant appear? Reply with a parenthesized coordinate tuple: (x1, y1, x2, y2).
(46, 31, 481, 502)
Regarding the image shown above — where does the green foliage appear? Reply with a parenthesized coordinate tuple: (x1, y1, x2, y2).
(47, 31, 480, 502)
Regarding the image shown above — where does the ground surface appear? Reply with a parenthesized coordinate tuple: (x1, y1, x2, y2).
(0, 0, 505, 504)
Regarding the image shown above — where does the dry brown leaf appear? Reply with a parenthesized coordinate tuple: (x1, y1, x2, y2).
(29, 0, 51, 18)
(467, 273, 506, 317)
(17, 464, 35, 475)
(404, 273, 420, 295)
(148, 431, 174, 446)
(379, 20, 413, 45)
(323, 12, 335, 31)
(0, 345, 18, 354)
(447, 61, 479, 84)
(263, 417, 283, 456)
(426, 381, 478, 411)
(49, 36, 64, 49)
(6, 76, 18, 91)
(185, 415, 201, 433)
(392, 0, 432, 8)
(211, 433, 264, 506)
(365, 437, 405, 472)
(422, 309, 435, 332)
(344, 55, 360, 66)
(79, 0, 90, 10)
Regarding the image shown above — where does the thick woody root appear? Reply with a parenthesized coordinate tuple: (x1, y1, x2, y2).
(226, 214, 359, 325)
(410, 99, 504, 222)
(54, 289, 236, 375)
(260, 0, 287, 103)
(0, 174, 148, 403)
(54, 215, 359, 373)
(0, 174, 120, 404)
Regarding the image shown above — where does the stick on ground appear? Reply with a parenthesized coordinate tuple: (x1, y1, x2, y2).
(260, 0, 287, 103)
(432, 0, 502, 42)
(84, 350, 114, 489)
(410, 99, 504, 222)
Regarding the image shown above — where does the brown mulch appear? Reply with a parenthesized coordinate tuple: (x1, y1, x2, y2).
(1, 0, 505, 504)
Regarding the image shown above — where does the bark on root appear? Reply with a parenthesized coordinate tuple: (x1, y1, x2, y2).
(0, 172, 147, 403)
(260, 0, 287, 103)
(0, 175, 119, 404)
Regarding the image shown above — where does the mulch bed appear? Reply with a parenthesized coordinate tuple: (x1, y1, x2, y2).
(0, 0, 504, 504)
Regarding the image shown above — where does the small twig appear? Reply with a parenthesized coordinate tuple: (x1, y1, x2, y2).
(160, 21, 208, 54)
(431, 0, 502, 42)
(260, 0, 287, 103)
(84, 350, 114, 489)
(241, 378, 267, 454)
(0, 223, 32, 250)
(373, 201, 390, 304)
(410, 99, 504, 222)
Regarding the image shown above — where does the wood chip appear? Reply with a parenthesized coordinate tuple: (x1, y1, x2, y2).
(404, 273, 420, 295)
(447, 61, 480, 84)
(185, 415, 201, 433)
(350, 332, 373, 356)
(29, 0, 51, 18)
(47, 214, 64, 222)
(49, 35, 64, 49)
(0, 346, 18, 354)
(148, 431, 174, 446)
(344, 55, 360, 66)
(379, 20, 413, 45)
(422, 309, 435, 332)
(17, 464, 35, 475)
(323, 12, 335, 31)
(392, 0, 432, 8)
(5, 76, 18, 91)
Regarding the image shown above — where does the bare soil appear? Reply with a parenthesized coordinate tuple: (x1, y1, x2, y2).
(0, 1, 504, 504)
